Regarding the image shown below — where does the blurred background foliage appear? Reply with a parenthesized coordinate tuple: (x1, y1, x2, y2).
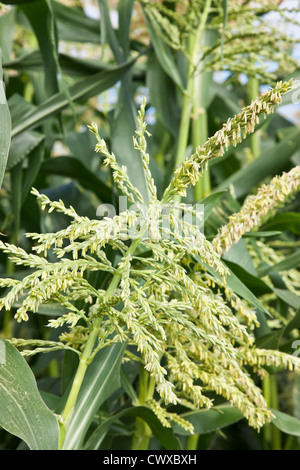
(0, 0, 300, 450)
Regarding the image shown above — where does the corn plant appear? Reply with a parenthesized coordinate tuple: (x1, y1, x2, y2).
(0, 0, 300, 452)
(0, 82, 300, 450)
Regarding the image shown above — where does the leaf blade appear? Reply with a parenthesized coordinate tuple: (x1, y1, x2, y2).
(62, 342, 126, 450)
(0, 340, 59, 450)
(0, 58, 11, 188)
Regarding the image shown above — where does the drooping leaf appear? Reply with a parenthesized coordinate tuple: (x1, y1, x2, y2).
(11, 58, 136, 137)
(271, 409, 300, 437)
(84, 406, 182, 450)
(273, 288, 300, 310)
(40, 156, 113, 203)
(172, 406, 243, 436)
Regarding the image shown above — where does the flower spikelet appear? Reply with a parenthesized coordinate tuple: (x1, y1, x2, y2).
(212, 165, 300, 256)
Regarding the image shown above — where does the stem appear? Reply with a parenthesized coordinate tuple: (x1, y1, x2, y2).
(193, 70, 210, 200)
(270, 375, 281, 450)
(131, 365, 156, 450)
(186, 433, 199, 450)
(58, 316, 102, 449)
(58, 236, 142, 449)
(263, 375, 281, 450)
(174, 0, 212, 175)
(263, 376, 272, 444)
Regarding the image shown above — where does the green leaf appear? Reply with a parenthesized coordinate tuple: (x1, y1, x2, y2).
(84, 406, 182, 450)
(273, 288, 300, 310)
(283, 308, 300, 336)
(0, 340, 59, 450)
(261, 212, 300, 235)
(99, 0, 123, 64)
(224, 260, 300, 310)
(40, 156, 113, 203)
(199, 257, 271, 316)
(217, 129, 300, 198)
(271, 409, 300, 437)
(22, 139, 45, 199)
(7, 130, 44, 171)
(62, 342, 126, 450)
(147, 53, 180, 138)
(256, 308, 300, 350)
(143, 10, 184, 93)
(224, 260, 272, 297)
(172, 406, 243, 436)
(4, 50, 108, 76)
(0, 57, 11, 188)
(220, 0, 228, 62)
(223, 239, 257, 275)
(200, 190, 227, 222)
(255, 329, 283, 350)
(20, 0, 59, 97)
(0, 7, 15, 62)
(11, 58, 136, 137)
(259, 250, 300, 276)
(118, 0, 134, 59)
(110, 80, 150, 204)
(242, 231, 282, 238)
(52, 0, 100, 43)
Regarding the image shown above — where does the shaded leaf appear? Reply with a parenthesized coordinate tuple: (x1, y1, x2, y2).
(40, 156, 113, 203)
(11, 58, 136, 137)
(172, 406, 243, 436)
(84, 405, 182, 450)
(261, 212, 300, 235)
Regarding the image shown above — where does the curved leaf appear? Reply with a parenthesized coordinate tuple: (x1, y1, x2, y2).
(271, 409, 300, 437)
(40, 156, 113, 203)
(12, 58, 136, 137)
(84, 406, 182, 450)
(172, 406, 243, 436)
